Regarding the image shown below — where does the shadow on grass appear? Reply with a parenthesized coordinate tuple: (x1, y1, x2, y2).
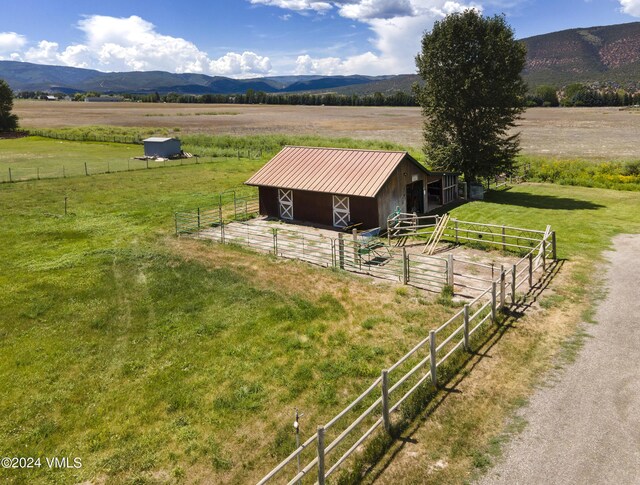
(345, 260, 564, 484)
(485, 189, 605, 211)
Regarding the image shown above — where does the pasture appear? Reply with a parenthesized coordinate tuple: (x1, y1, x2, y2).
(14, 100, 640, 160)
(2, 107, 640, 482)
(2, 132, 640, 483)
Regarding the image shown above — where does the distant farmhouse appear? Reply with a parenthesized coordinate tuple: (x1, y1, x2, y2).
(245, 146, 459, 229)
(84, 95, 124, 102)
(143, 137, 182, 159)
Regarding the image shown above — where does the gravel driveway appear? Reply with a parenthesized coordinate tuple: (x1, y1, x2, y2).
(477, 234, 640, 485)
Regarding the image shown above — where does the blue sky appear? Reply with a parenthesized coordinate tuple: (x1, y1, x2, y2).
(0, 0, 638, 77)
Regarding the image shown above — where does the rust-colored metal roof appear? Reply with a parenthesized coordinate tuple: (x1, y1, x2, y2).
(245, 146, 425, 198)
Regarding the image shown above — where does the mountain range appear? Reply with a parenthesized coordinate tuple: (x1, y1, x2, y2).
(1, 21, 639, 95)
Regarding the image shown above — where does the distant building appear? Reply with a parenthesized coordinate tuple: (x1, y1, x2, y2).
(84, 96, 124, 102)
(143, 137, 182, 158)
(45, 95, 57, 101)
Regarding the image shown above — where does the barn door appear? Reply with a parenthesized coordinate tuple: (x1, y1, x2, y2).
(278, 189, 293, 220)
(332, 195, 350, 227)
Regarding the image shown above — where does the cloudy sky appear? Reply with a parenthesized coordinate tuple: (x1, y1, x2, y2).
(0, 0, 638, 78)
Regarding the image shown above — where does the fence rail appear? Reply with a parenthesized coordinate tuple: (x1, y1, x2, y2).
(256, 228, 555, 484)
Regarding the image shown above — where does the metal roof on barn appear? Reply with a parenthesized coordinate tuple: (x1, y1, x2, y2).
(245, 146, 428, 198)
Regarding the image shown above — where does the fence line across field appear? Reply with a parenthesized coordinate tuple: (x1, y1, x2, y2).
(2, 149, 266, 183)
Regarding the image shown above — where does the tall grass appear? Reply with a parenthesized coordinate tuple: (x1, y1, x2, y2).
(521, 156, 640, 191)
(26, 126, 411, 159)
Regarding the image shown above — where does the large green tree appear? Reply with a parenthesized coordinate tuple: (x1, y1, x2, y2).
(415, 10, 526, 184)
(0, 79, 19, 132)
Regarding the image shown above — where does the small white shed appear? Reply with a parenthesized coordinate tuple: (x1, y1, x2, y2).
(143, 137, 182, 158)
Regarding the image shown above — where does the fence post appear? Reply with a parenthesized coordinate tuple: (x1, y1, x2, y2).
(331, 239, 336, 268)
(317, 426, 326, 485)
(273, 228, 278, 256)
(501, 225, 506, 251)
(491, 281, 497, 322)
(463, 304, 470, 351)
(381, 370, 390, 434)
(218, 205, 223, 225)
(352, 229, 359, 266)
(511, 264, 517, 304)
(338, 233, 345, 269)
(197, 208, 201, 229)
(64, 197, 68, 217)
(500, 265, 506, 309)
(552, 231, 557, 261)
(84, 162, 88, 176)
(402, 248, 408, 285)
(542, 241, 546, 271)
(528, 253, 533, 288)
(455, 219, 459, 244)
(447, 254, 454, 287)
(8, 167, 11, 182)
(429, 330, 437, 388)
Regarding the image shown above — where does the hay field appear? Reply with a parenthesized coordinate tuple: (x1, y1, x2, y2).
(15, 100, 640, 160)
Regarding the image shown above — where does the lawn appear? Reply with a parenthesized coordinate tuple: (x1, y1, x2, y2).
(0, 156, 463, 484)
(2, 136, 640, 484)
(0, 133, 411, 183)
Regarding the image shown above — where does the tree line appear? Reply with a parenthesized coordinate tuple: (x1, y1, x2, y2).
(15, 89, 418, 107)
(526, 83, 640, 107)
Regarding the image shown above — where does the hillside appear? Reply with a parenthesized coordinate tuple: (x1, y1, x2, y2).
(0, 61, 397, 95)
(1, 21, 640, 96)
(522, 21, 640, 87)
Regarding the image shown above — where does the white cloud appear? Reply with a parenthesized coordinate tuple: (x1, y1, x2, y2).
(291, 1, 480, 75)
(250, 0, 333, 12)
(9, 15, 273, 78)
(620, 0, 640, 16)
(338, 0, 415, 20)
(209, 51, 272, 76)
(0, 32, 26, 59)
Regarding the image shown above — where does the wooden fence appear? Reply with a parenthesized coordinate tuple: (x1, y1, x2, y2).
(175, 205, 556, 482)
(256, 230, 555, 484)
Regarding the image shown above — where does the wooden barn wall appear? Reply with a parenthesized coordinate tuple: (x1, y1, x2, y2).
(257, 187, 378, 229)
(376, 157, 430, 227)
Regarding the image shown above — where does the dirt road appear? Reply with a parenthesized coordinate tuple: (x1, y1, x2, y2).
(477, 234, 640, 484)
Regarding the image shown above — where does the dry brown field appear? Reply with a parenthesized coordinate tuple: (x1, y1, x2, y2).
(14, 100, 640, 159)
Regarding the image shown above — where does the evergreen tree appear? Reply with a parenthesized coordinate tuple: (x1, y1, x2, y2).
(0, 79, 19, 132)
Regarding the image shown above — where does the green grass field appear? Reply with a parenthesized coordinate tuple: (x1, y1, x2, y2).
(2, 136, 640, 484)
(0, 142, 465, 484)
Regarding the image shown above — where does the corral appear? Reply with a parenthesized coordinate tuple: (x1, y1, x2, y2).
(178, 194, 552, 292)
(174, 188, 556, 482)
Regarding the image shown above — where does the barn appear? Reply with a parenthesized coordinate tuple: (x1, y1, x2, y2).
(143, 137, 182, 158)
(245, 146, 459, 230)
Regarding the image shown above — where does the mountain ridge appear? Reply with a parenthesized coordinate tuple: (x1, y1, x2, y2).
(1, 21, 640, 95)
